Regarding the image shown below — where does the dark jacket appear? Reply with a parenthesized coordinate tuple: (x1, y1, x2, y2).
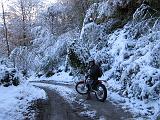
(87, 64, 102, 80)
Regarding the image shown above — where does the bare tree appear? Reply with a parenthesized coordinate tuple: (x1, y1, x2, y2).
(20, 0, 27, 42)
(1, 1, 10, 57)
(7, 0, 41, 46)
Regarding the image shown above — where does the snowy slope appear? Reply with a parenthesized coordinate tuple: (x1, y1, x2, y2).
(78, 2, 160, 119)
(0, 84, 46, 120)
(0, 65, 46, 120)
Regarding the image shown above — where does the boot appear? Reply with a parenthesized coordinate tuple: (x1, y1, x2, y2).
(86, 93, 91, 100)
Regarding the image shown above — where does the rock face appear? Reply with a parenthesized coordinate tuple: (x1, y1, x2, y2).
(83, 0, 142, 34)
(145, 0, 160, 10)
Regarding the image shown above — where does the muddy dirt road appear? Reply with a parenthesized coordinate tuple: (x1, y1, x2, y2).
(32, 80, 134, 120)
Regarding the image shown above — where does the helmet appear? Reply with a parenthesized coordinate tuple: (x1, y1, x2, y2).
(88, 57, 95, 64)
(88, 57, 94, 61)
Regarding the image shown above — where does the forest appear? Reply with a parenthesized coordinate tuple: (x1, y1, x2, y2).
(0, 0, 160, 120)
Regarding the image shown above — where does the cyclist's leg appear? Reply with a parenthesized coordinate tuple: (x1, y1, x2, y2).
(86, 80, 93, 99)
(91, 79, 98, 90)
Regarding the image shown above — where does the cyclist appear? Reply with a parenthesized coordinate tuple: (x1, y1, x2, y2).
(85, 58, 103, 100)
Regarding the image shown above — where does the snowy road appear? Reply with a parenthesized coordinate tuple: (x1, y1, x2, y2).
(31, 80, 134, 120)
(34, 86, 89, 120)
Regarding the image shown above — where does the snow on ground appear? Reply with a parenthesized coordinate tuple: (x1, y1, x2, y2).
(0, 83, 46, 120)
(107, 77, 160, 120)
(31, 82, 75, 103)
(80, 110, 97, 118)
(31, 82, 97, 119)
(28, 71, 74, 84)
(0, 65, 46, 120)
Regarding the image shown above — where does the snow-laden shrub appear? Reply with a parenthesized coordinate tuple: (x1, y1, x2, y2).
(67, 41, 89, 74)
(112, 63, 124, 81)
(150, 43, 160, 68)
(127, 18, 157, 39)
(36, 29, 79, 74)
(0, 65, 22, 87)
(90, 47, 114, 71)
(128, 68, 160, 101)
(10, 47, 30, 72)
(120, 63, 140, 85)
(133, 4, 152, 22)
(130, 4, 160, 39)
(10, 26, 80, 75)
(152, 18, 160, 31)
(104, 15, 160, 100)
(80, 22, 101, 49)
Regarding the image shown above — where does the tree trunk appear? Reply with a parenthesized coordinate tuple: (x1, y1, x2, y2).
(20, 0, 27, 44)
(1, 2, 10, 57)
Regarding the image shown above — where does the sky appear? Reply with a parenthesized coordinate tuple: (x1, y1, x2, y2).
(0, 0, 14, 14)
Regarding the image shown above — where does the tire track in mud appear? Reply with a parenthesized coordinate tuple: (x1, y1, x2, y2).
(31, 80, 134, 120)
(36, 86, 90, 120)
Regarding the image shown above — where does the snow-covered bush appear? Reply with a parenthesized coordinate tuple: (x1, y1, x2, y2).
(80, 22, 102, 49)
(10, 25, 80, 76)
(67, 40, 89, 74)
(133, 4, 152, 22)
(0, 65, 22, 87)
(128, 68, 160, 101)
(150, 43, 160, 68)
(104, 15, 160, 101)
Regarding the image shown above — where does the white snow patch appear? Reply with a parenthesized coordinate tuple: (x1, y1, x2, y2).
(29, 71, 74, 84)
(80, 110, 97, 118)
(0, 83, 46, 120)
